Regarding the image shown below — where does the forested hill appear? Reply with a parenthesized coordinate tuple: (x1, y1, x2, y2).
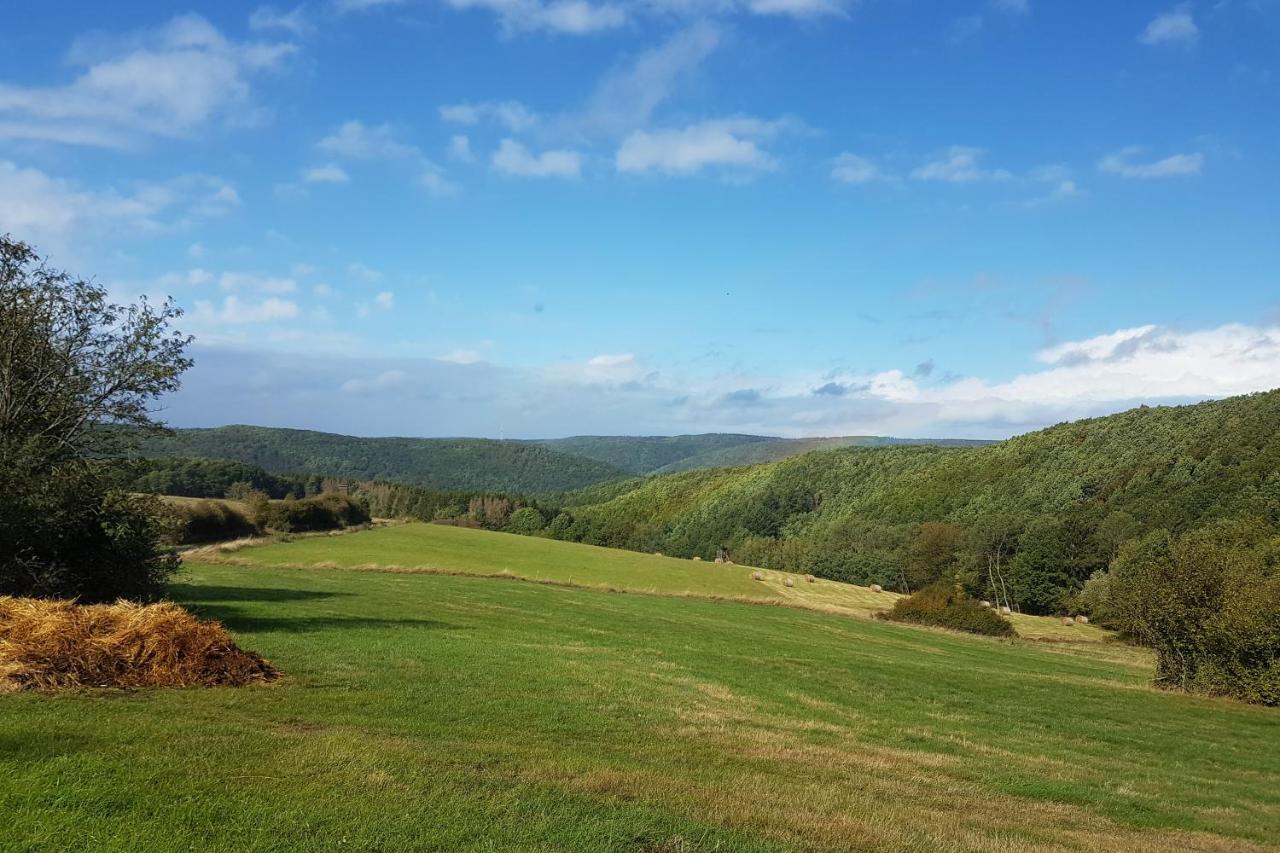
(133, 426, 628, 493)
(534, 433, 992, 475)
(649, 435, 994, 475)
(538, 391, 1280, 614)
(532, 434, 774, 474)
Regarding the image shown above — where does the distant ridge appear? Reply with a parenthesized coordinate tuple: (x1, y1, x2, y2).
(134, 426, 993, 493)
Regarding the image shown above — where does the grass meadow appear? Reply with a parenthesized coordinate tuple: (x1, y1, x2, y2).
(3, 526, 1278, 850)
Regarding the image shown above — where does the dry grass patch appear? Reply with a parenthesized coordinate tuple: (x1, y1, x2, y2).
(0, 596, 278, 691)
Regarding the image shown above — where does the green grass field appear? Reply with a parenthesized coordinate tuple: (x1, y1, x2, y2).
(191, 522, 1112, 642)
(3, 526, 1278, 850)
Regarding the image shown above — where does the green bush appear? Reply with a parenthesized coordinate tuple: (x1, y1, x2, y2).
(505, 507, 546, 536)
(1108, 519, 1280, 705)
(165, 500, 258, 544)
(258, 493, 370, 533)
(884, 583, 1016, 638)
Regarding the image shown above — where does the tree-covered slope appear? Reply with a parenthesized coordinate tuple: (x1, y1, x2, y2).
(532, 434, 774, 474)
(544, 391, 1280, 612)
(134, 426, 628, 493)
(650, 435, 994, 474)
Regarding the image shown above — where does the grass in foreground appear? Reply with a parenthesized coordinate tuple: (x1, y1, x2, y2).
(2, 562, 1278, 851)
(193, 522, 1111, 642)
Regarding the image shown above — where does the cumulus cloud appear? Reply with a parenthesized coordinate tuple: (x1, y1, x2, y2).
(831, 152, 885, 184)
(318, 121, 420, 160)
(303, 163, 350, 183)
(0, 161, 239, 253)
(492, 139, 582, 178)
(443, 0, 626, 34)
(911, 146, 1012, 183)
(1099, 146, 1204, 179)
(0, 14, 295, 149)
(347, 262, 382, 283)
(1140, 4, 1198, 47)
(439, 100, 538, 131)
(616, 118, 788, 175)
(249, 6, 312, 36)
(192, 295, 299, 324)
(163, 318, 1280, 440)
(318, 120, 456, 196)
(448, 134, 476, 162)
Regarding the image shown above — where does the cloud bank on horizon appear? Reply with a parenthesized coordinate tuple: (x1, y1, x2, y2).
(1, 2, 1277, 438)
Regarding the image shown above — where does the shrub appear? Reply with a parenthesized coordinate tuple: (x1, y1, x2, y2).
(166, 499, 258, 544)
(0, 596, 278, 691)
(885, 583, 1016, 638)
(0, 465, 179, 604)
(1108, 520, 1280, 705)
(505, 507, 546, 536)
(258, 493, 370, 533)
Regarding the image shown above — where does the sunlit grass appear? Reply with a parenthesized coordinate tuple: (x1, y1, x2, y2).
(2, 561, 1276, 851)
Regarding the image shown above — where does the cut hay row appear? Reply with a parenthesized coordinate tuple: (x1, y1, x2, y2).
(0, 597, 278, 692)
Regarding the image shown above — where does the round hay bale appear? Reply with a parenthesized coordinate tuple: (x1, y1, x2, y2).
(653, 552, 663, 557)
(1000, 605, 1012, 615)
(1075, 615, 1090, 624)
(980, 600, 992, 608)
(1061, 617, 1075, 626)
(869, 584, 883, 593)
(783, 577, 794, 588)
(805, 574, 816, 583)
(692, 556, 701, 561)
(751, 571, 764, 581)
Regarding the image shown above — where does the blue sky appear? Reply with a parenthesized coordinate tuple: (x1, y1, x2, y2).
(2, 1, 1278, 438)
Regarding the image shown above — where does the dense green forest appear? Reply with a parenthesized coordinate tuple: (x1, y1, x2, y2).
(649, 435, 994, 475)
(532, 434, 774, 474)
(132, 426, 628, 493)
(529, 392, 1280, 617)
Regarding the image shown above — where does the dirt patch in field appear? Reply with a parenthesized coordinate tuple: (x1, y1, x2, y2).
(0, 596, 279, 691)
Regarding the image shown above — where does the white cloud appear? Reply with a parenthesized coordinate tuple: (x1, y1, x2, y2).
(318, 120, 456, 195)
(910, 146, 1012, 183)
(830, 152, 885, 184)
(219, 271, 298, 294)
(492, 139, 582, 178)
(249, 6, 312, 36)
(374, 290, 395, 309)
(347, 262, 382, 283)
(341, 369, 406, 393)
(440, 349, 483, 364)
(1140, 4, 1198, 47)
(616, 118, 785, 175)
(440, 100, 538, 131)
(188, 242, 207, 259)
(313, 283, 334, 297)
(1099, 146, 1203, 179)
(443, 0, 626, 34)
(333, 0, 407, 11)
(449, 134, 475, 162)
(192, 295, 299, 324)
(744, 0, 847, 17)
(575, 24, 720, 138)
(0, 14, 296, 149)
(318, 121, 419, 160)
(0, 161, 238, 252)
(303, 163, 350, 184)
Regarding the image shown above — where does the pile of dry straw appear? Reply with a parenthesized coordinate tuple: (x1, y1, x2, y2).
(0, 596, 278, 691)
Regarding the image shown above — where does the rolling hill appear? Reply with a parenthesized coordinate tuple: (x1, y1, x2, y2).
(539, 390, 1280, 613)
(132, 427, 993, 493)
(133, 426, 628, 494)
